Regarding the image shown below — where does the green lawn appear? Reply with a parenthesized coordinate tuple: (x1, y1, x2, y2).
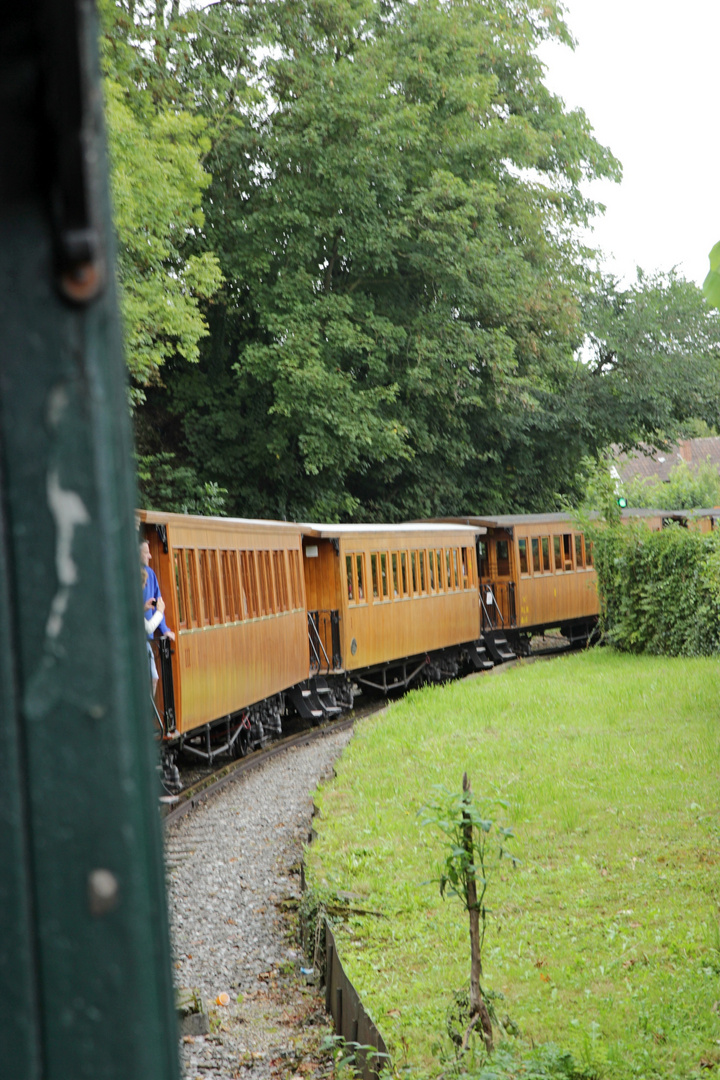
(305, 650, 720, 1078)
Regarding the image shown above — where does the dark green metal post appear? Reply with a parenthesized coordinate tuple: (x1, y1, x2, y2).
(0, 4, 180, 1078)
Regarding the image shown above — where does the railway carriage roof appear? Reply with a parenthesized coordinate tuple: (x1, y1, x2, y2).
(303, 522, 483, 538)
(433, 508, 719, 529)
(138, 509, 312, 534)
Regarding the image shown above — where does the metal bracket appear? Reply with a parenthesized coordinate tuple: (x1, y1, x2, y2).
(155, 524, 168, 554)
(43, 0, 105, 303)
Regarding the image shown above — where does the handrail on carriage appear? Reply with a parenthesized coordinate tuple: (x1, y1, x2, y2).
(308, 610, 332, 674)
(480, 583, 505, 632)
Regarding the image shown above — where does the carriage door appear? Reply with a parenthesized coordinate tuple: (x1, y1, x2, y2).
(485, 532, 516, 628)
(302, 538, 342, 672)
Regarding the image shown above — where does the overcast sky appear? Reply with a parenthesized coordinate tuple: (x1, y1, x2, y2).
(538, 1, 720, 288)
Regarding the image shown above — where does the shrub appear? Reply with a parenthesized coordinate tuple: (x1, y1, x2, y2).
(588, 520, 720, 655)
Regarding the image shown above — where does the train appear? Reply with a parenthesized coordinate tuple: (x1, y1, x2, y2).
(138, 509, 605, 779)
(139, 504, 719, 782)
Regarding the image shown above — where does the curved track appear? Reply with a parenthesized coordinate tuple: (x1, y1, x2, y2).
(162, 714, 357, 828)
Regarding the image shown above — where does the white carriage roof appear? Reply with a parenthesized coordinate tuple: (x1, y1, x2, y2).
(302, 522, 484, 537)
(138, 509, 305, 532)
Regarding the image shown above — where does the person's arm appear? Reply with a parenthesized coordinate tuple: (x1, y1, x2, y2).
(145, 608, 164, 635)
(149, 570, 173, 636)
(145, 595, 165, 636)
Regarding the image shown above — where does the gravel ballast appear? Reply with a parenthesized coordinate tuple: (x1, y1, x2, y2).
(166, 727, 354, 1080)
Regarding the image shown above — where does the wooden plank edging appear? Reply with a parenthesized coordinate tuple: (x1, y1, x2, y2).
(323, 917, 390, 1080)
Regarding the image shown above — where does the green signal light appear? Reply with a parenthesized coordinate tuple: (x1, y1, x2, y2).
(617, 497, 628, 508)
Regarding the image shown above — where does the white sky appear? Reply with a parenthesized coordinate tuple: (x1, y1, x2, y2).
(538, 0, 720, 288)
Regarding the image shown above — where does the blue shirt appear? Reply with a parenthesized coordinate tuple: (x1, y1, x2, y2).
(143, 565, 170, 639)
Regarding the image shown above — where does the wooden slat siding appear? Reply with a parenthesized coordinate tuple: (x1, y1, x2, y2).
(490, 519, 598, 632)
(138, 513, 310, 735)
(309, 527, 481, 672)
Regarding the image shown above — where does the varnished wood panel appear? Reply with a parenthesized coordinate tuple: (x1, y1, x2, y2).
(139, 512, 309, 735)
(174, 612, 308, 733)
(307, 525, 481, 671)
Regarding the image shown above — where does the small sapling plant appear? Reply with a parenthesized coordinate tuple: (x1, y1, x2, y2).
(421, 772, 517, 1056)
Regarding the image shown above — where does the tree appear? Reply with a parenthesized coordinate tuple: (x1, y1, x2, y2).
(151, 0, 622, 520)
(100, 1, 223, 404)
(576, 269, 720, 453)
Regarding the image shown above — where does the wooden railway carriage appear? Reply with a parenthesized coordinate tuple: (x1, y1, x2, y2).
(300, 523, 489, 692)
(138, 511, 310, 758)
(443, 514, 600, 652)
(445, 508, 720, 656)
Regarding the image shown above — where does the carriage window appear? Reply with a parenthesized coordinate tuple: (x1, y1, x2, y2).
(428, 549, 436, 591)
(242, 552, 259, 617)
(356, 554, 365, 600)
(518, 538, 529, 575)
(235, 552, 248, 618)
(436, 549, 445, 590)
(230, 551, 244, 619)
(267, 552, 278, 612)
(419, 549, 427, 592)
(174, 551, 187, 627)
(553, 536, 563, 572)
(575, 534, 585, 568)
(540, 537, 550, 573)
(209, 550, 222, 620)
(563, 534, 573, 571)
(478, 541, 489, 578)
(391, 552, 399, 596)
(221, 551, 236, 619)
(460, 547, 469, 588)
(257, 553, 268, 614)
(183, 550, 197, 625)
(197, 550, 212, 623)
(585, 537, 594, 566)
(531, 538, 541, 573)
(400, 552, 408, 595)
(289, 550, 302, 608)
(380, 552, 389, 598)
(273, 550, 288, 610)
(371, 553, 379, 598)
(410, 551, 418, 593)
(442, 549, 450, 590)
(346, 554, 354, 601)
(496, 540, 510, 576)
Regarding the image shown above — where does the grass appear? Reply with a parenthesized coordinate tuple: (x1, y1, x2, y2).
(305, 649, 720, 1078)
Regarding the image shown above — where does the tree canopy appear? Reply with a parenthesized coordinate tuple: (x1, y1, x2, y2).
(105, 0, 720, 520)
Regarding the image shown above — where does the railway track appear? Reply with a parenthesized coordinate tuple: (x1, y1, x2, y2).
(162, 706, 376, 828)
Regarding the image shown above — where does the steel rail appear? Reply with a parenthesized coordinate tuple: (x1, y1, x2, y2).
(162, 713, 360, 829)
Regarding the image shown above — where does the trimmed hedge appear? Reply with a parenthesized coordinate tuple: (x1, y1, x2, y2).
(588, 520, 720, 655)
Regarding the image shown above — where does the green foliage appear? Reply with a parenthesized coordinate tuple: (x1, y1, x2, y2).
(105, 0, 720, 518)
(146, 0, 630, 519)
(136, 452, 228, 515)
(703, 241, 720, 309)
(587, 520, 720, 655)
(100, 1, 223, 404)
(433, 1040, 600, 1080)
(622, 458, 720, 510)
(421, 786, 516, 914)
(578, 269, 720, 452)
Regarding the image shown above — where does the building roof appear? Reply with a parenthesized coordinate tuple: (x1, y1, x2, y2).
(614, 437, 720, 483)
